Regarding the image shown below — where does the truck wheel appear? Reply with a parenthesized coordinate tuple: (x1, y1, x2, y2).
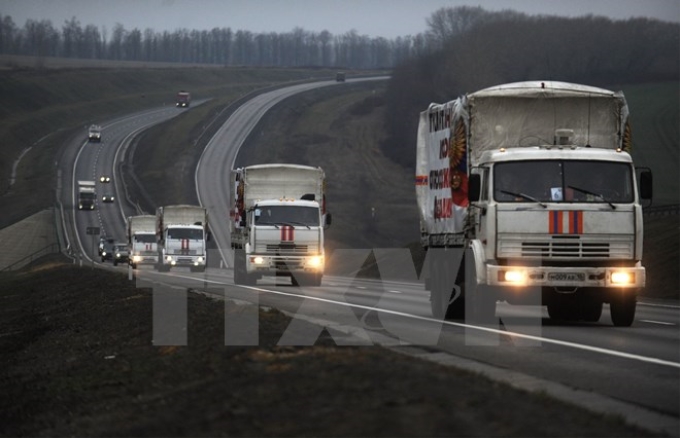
(610, 292, 636, 327)
(234, 250, 254, 285)
(113, 259, 118, 266)
(429, 250, 464, 319)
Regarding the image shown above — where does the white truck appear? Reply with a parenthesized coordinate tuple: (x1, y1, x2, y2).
(126, 215, 159, 268)
(88, 124, 102, 142)
(156, 205, 209, 272)
(416, 81, 652, 327)
(77, 180, 96, 210)
(230, 164, 331, 286)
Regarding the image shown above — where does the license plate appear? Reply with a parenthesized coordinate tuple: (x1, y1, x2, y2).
(548, 272, 585, 282)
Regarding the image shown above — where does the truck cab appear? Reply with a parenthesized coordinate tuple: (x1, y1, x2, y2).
(239, 199, 326, 286)
(466, 146, 652, 326)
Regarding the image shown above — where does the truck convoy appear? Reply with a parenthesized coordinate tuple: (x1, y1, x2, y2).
(77, 180, 96, 210)
(230, 164, 330, 286)
(156, 205, 208, 272)
(126, 215, 159, 268)
(176, 90, 191, 107)
(416, 81, 652, 327)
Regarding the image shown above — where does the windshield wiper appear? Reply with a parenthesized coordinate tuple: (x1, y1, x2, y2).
(500, 190, 547, 208)
(568, 185, 616, 209)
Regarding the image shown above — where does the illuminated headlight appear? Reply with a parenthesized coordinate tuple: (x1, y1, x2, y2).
(251, 256, 265, 265)
(307, 256, 324, 269)
(197, 256, 204, 263)
(166, 256, 173, 262)
(133, 256, 142, 262)
(611, 271, 634, 285)
(498, 269, 526, 285)
(78, 203, 83, 208)
(116, 253, 121, 258)
(102, 251, 107, 256)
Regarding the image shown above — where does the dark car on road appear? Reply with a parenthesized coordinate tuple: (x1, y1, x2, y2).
(112, 243, 129, 266)
(100, 239, 116, 262)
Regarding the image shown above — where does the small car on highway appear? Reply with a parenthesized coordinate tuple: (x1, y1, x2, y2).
(112, 243, 130, 266)
(99, 176, 111, 183)
(102, 194, 115, 203)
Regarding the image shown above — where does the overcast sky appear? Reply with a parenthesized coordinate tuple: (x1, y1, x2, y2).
(2, 0, 679, 39)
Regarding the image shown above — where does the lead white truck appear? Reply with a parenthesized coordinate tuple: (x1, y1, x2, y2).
(416, 81, 652, 326)
(230, 164, 330, 286)
(126, 215, 158, 268)
(156, 205, 209, 272)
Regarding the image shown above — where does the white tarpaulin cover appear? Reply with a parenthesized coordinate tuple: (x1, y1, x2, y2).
(416, 81, 629, 237)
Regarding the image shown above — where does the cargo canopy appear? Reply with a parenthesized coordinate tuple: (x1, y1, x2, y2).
(466, 81, 629, 164)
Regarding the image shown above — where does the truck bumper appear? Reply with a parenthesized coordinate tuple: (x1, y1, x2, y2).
(130, 254, 159, 265)
(163, 255, 206, 267)
(487, 264, 645, 288)
(246, 254, 324, 276)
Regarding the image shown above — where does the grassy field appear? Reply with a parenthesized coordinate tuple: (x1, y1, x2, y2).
(0, 66, 338, 228)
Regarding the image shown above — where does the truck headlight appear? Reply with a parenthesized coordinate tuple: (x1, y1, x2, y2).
(307, 256, 323, 269)
(611, 271, 634, 285)
(498, 269, 526, 285)
(133, 256, 142, 262)
(251, 256, 265, 265)
(197, 256, 204, 263)
(166, 255, 173, 262)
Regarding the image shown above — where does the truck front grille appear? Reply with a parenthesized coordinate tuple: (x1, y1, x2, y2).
(498, 234, 634, 259)
(264, 244, 312, 255)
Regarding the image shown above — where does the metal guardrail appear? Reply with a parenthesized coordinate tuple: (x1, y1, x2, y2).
(643, 204, 680, 216)
(1, 243, 61, 272)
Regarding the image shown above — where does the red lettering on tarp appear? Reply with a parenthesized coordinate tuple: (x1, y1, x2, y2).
(433, 196, 453, 220)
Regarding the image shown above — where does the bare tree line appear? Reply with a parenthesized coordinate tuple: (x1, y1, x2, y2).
(382, 7, 680, 168)
(0, 14, 435, 68)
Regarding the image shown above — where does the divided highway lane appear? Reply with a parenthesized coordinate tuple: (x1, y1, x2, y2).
(195, 77, 388, 268)
(61, 105, 198, 261)
(136, 266, 680, 434)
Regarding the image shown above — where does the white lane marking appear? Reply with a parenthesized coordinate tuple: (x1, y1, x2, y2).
(639, 302, 680, 309)
(388, 290, 402, 294)
(157, 274, 680, 370)
(639, 320, 676, 326)
(355, 286, 366, 290)
(138, 271, 680, 369)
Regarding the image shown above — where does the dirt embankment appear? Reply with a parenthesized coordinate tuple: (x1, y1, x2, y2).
(0, 261, 654, 437)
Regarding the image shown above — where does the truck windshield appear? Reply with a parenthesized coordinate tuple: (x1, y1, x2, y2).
(80, 193, 96, 200)
(135, 234, 156, 243)
(167, 228, 203, 240)
(255, 206, 320, 227)
(494, 160, 633, 204)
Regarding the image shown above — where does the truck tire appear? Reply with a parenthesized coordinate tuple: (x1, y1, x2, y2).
(429, 250, 464, 319)
(610, 293, 636, 327)
(234, 251, 254, 286)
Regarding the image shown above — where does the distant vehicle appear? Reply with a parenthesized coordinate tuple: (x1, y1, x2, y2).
(335, 72, 346, 82)
(99, 176, 111, 183)
(100, 239, 116, 262)
(230, 164, 330, 287)
(77, 180, 96, 210)
(176, 90, 191, 107)
(88, 124, 102, 142)
(156, 205, 208, 272)
(112, 243, 129, 266)
(126, 215, 159, 268)
(101, 194, 115, 203)
(98, 237, 115, 256)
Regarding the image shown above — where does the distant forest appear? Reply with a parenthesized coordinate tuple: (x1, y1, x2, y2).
(1, 7, 678, 170)
(0, 11, 435, 69)
(382, 7, 680, 168)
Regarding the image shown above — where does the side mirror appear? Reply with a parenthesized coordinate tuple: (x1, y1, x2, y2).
(468, 174, 481, 203)
(638, 168, 653, 200)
